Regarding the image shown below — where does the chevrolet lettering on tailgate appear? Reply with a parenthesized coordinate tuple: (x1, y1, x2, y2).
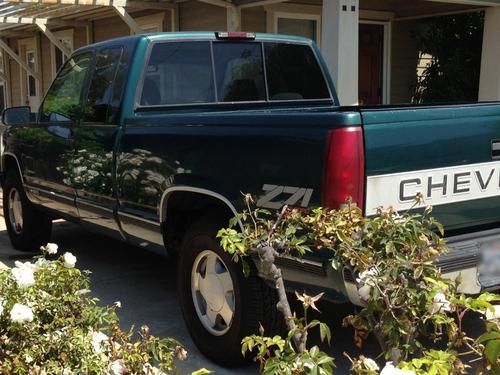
(366, 161, 500, 215)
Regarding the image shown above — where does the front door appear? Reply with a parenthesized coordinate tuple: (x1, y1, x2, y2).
(34, 51, 94, 218)
(359, 24, 384, 105)
(18, 38, 40, 112)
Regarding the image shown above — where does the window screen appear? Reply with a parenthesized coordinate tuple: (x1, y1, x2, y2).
(264, 43, 330, 101)
(141, 42, 215, 106)
(213, 42, 265, 102)
(84, 47, 122, 123)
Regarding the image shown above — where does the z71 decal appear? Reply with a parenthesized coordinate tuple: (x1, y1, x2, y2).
(257, 184, 313, 209)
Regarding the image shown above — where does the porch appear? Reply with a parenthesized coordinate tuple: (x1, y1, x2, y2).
(0, 0, 497, 109)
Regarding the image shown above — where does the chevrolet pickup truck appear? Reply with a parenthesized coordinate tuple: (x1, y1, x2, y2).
(1, 32, 500, 366)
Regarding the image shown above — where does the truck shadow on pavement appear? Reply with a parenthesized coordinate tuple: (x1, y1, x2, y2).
(0, 220, 486, 374)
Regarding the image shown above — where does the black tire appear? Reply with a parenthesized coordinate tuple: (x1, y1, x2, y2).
(3, 170, 52, 252)
(177, 217, 282, 367)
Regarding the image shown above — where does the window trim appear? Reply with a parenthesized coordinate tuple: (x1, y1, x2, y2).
(50, 29, 74, 80)
(134, 38, 334, 111)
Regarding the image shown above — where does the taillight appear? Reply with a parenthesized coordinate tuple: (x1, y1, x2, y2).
(215, 32, 256, 40)
(322, 126, 365, 211)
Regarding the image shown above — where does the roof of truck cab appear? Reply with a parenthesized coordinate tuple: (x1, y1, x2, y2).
(74, 32, 314, 53)
(144, 32, 314, 44)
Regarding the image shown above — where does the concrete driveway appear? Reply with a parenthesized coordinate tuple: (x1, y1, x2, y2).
(0, 216, 488, 374)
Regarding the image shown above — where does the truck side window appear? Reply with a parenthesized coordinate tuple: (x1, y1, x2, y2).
(212, 42, 265, 102)
(140, 42, 215, 106)
(40, 52, 93, 123)
(264, 43, 330, 101)
(84, 47, 123, 124)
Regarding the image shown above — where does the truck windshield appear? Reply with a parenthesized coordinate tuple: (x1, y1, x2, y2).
(140, 40, 331, 106)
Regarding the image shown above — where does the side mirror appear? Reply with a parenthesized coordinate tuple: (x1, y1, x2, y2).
(2, 106, 31, 126)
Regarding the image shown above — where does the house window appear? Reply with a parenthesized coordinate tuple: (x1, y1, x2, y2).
(51, 29, 74, 79)
(132, 13, 164, 34)
(277, 18, 318, 42)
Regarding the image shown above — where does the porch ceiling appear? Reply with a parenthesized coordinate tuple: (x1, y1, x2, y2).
(0, 0, 494, 35)
(0, 0, 176, 34)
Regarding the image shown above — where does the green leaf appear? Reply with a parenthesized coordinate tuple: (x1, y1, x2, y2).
(485, 340, 500, 364)
(319, 323, 331, 345)
(191, 368, 213, 375)
(477, 332, 500, 344)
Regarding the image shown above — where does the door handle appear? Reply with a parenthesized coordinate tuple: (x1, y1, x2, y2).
(492, 139, 500, 159)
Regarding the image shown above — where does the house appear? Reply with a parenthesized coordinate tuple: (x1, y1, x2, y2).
(0, 0, 498, 111)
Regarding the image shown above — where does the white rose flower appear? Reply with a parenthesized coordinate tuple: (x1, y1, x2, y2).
(45, 243, 59, 255)
(428, 292, 452, 314)
(109, 359, 127, 375)
(63, 252, 77, 268)
(91, 331, 109, 353)
(0, 297, 5, 316)
(362, 357, 379, 371)
(114, 301, 122, 308)
(175, 346, 188, 361)
(10, 303, 34, 324)
(380, 362, 416, 375)
(12, 264, 35, 289)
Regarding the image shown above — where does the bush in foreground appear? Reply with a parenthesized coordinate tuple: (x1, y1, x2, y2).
(0, 243, 209, 375)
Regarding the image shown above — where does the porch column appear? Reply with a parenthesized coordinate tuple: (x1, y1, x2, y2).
(479, 7, 500, 101)
(321, 0, 359, 105)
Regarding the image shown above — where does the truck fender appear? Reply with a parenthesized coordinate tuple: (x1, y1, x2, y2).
(1, 152, 24, 184)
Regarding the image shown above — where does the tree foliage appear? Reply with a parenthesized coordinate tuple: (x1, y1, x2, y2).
(412, 12, 484, 103)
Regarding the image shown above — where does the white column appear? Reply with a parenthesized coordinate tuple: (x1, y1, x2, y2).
(321, 0, 359, 105)
(479, 7, 500, 101)
(227, 6, 241, 32)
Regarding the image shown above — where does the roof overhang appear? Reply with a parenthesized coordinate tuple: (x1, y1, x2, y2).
(425, 0, 500, 6)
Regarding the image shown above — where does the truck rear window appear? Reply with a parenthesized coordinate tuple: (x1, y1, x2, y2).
(140, 40, 331, 106)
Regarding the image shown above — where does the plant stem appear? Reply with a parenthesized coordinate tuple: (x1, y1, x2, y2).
(255, 245, 303, 352)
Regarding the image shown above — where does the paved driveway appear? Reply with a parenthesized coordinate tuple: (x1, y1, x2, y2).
(0, 215, 487, 374)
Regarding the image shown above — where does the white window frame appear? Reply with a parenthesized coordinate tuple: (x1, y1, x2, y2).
(131, 13, 165, 35)
(359, 19, 392, 104)
(266, 4, 322, 46)
(274, 12, 322, 45)
(50, 29, 74, 79)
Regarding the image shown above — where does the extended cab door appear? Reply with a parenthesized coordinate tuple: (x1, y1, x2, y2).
(75, 45, 128, 234)
(34, 52, 93, 218)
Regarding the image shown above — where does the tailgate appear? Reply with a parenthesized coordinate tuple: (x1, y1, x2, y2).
(362, 103, 500, 231)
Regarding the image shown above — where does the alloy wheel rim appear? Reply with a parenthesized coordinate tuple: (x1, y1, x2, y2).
(8, 188, 23, 234)
(191, 249, 235, 336)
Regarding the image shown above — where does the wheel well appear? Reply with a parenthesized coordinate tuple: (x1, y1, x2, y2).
(2, 155, 22, 184)
(162, 191, 236, 254)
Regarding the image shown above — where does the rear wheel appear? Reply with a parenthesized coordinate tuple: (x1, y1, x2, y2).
(177, 217, 282, 366)
(3, 170, 52, 252)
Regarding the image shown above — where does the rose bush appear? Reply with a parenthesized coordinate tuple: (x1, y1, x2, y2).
(0, 243, 210, 375)
(218, 196, 500, 374)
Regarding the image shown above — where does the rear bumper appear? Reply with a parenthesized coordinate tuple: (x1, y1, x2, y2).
(343, 227, 500, 306)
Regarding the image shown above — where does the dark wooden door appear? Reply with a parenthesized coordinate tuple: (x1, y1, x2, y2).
(359, 24, 384, 105)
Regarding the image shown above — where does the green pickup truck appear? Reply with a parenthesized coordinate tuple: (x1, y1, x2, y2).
(1, 32, 500, 365)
